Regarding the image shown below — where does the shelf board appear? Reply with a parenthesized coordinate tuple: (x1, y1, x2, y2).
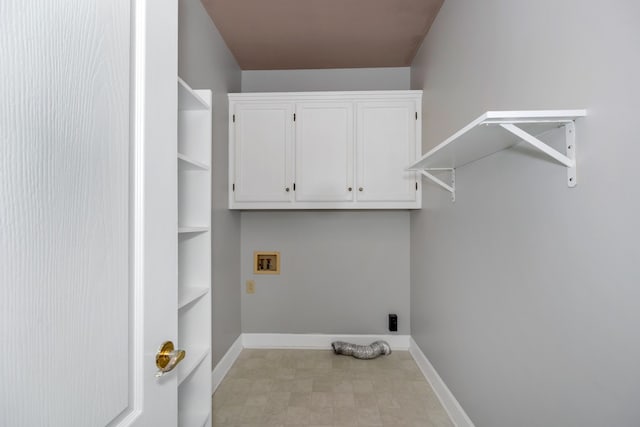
(178, 153, 210, 171)
(178, 286, 209, 310)
(178, 346, 210, 385)
(202, 413, 211, 427)
(178, 78, 209, 111)
(178, 411, 210, 427)
(178, 226, 209, 234)
(408, 110, 587, 171)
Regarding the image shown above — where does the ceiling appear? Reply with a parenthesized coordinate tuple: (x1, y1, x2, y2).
(202, 0, 444, 70)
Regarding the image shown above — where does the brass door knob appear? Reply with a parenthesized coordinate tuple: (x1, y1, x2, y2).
(155, 341, 186, 378)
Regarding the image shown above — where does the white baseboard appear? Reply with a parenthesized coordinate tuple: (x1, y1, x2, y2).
(409, 337, 475, 427)
(242, 333, 411, 350)
(211, 335, 243, 394)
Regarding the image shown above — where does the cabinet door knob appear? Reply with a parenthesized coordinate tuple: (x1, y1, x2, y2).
(285, 187, 290, 192)
(358, 187, 363, 192)
(348, 187, 352, 192)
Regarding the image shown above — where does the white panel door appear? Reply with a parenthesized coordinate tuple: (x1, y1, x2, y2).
(1, 1, 178, 426)
(295, 102, 354, 202)
(356, 101, 418, 202)
(233, 103, 294, 202)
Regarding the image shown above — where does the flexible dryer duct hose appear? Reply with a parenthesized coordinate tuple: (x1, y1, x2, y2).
(331, 340, 392, 360)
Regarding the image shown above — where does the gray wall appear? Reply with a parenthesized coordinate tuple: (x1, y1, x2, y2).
(410, 1, 640, 426)
(178, 0, 242, 367)
(241, 212, 410, 334)
(242, 67, 410, 92)
(240, 68, 412, 335)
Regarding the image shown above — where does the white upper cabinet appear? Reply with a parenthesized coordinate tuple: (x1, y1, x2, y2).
(232, 103, 294, 203)
(356, 100, 418, 202)
(229, 91, 422, 210)
(295, 102, 354, 202)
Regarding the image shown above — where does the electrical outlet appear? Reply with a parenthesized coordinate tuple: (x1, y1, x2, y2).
(389, 314, 398, 332)
(246, 280, 255, 294)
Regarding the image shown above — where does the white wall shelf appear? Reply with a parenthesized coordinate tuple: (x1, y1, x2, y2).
(178, 153, 210, 171)
(177, 353, 211, 427)
(178, 347, 210, 385)
(179, 286, 209, 310)
(407, 110, 587, 201)
(179, 77, 209, 111)
(178, 412, 210, 427)
(178, 226, 209, 234)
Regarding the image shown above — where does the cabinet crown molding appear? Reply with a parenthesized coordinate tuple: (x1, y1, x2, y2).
(229, 90, 423, 102)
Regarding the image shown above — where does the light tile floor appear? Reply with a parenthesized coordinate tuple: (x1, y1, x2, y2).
(212, 348, 454, 427)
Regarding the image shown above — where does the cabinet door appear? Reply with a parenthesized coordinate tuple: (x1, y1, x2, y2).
(295, 102, 354, 202)
(356, 101, 418, 202)
(233, 103, 294, 202)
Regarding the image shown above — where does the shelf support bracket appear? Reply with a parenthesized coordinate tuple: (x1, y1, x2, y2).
(420, 169, 456, 202)
(499, 122, 577, 187)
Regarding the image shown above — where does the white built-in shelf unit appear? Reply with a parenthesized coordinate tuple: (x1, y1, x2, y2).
(407, 110, 587, 201)
(177, 77, 212, 427)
